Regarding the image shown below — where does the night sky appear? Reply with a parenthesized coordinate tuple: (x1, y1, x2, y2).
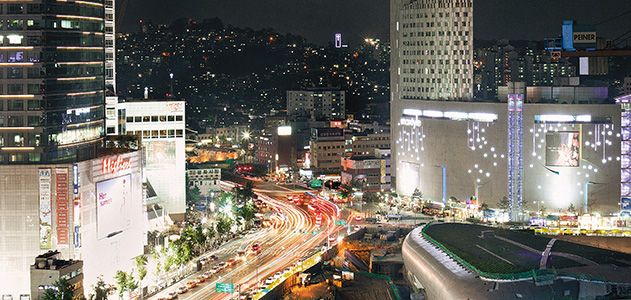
(121, 0, 631, 46)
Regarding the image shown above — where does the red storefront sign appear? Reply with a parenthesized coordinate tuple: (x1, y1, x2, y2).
(56, 168, 69, 245)
(102, 155, 131, 175)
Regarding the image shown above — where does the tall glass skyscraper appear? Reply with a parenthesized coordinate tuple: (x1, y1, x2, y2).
(0, 1, 105, 164)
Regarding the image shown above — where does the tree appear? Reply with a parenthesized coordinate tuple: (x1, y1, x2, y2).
(479, 202, 490, 211)
(114, 270, 138, 299)
(42, 278, 73, 300)
(497, 196, 510, 210)
(186, 185, 201, 206)
(134, 255, 148, 283)
(88, 276, 112, 300)
(216, 216, 233, 236)
(568, 203, 577, 214)
(362, 192, 380, 203)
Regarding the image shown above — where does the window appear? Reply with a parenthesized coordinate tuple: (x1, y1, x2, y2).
(8, 100, 23, 111)
(175, 115, 183, 121)
(168, 116, 175, 122)
(159, 115, 166, 122)
(151, 116, 158, 122)
(8, 84, 23, 94)
(126, 116, 133, 122)
(27, 115, 40, 126)
(27, 100, 41, 110)
(142, 116, 150, 122)
(134, 116, 141, 122)
(7, 68, 23, 79)
(8, 116, 23, 127)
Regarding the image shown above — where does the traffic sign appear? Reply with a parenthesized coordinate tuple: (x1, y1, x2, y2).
(216, 282, 234, 293)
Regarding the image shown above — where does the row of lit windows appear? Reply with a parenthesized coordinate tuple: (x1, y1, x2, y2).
(127, 129, 184, 139)
(0, 132, 41, 147)
(0, 114, 41, 126)
(126, 115, 183, 123)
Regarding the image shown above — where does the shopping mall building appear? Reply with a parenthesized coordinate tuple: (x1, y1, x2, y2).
(0, 150, 145, 298)
(390, 0, 623, 214)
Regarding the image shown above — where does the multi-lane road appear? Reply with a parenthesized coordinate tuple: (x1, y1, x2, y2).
(151, 181, 339, 300)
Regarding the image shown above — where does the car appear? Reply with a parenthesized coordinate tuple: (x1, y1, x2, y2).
(227, 258, 237, 266)
(211, 266, 220, 273)
(176, 286, 188, 294)
(199, 257, 208, 264)
(196, 275, 207, 283)
(353, 225, 361, 231)
(185, 280, 197, 289)
(284, 267, 292, 273)
(210, 254, 218, 261)
(203, 271, 213, 278)
(273, 271, 282, 279)
(265, 276, 275, 285)
(218, 262, 227, 268)
(166, 292, 178, 300)
(239, 292, 250, 300)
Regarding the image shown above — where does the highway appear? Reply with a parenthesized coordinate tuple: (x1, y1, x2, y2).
(151, 181, 338, 300)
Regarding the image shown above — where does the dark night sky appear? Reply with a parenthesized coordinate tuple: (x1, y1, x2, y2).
(121, 0, 631, 46)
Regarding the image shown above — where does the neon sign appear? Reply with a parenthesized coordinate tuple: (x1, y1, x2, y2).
(102, 156, 131, 175)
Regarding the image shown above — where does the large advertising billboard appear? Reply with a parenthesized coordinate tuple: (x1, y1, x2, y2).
(55, 168, 69, 245)
(145, 140, 176, 170)
(546, 131, 580, 167)
(39, 169, 52, 249)
(96, 174, 132, 240)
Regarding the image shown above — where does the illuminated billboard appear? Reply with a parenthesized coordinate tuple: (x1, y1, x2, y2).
(38, 169, 52, 249)
(96, 174, 132, 240)
(546, 131, 580, 167)
(145, 140, 176, 169)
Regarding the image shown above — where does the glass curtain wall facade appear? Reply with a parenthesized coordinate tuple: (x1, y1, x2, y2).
(0, 0, 105, 164)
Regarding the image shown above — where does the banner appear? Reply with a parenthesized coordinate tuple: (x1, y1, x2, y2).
(56, 168, 69, 245)
(545, 132, 580, 167)
(39, 169, 52, 249)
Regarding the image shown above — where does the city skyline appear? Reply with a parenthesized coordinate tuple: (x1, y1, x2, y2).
(121, 0, 631, 45)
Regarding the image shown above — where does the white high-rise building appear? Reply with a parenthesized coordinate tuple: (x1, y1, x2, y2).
(392, 0, 473, 101)
(391, 0, 473, 193)
(105, 0, 116, 92)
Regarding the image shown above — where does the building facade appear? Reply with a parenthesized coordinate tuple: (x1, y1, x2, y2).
(0, 150, 145, 299)
(186, 168, 221, 196)
(310, 128, 346, 175)
(287, 88, 345, 121)
(341, 151, 391, 192)
(30, 251, 83, 300)
(104, 0, 115, 92)
(120, 99, 187, 218)
(0, 0, 106, 164)
(347, 132, 391, 155)
(393, 0, 473, 101)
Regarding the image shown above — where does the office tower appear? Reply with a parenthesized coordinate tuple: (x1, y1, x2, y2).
(0, 1, 106, 164)
(392, 0, 473, 101)
(105, 0, 115, 92)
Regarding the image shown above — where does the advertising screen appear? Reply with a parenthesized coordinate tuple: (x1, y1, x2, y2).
(546, 131, 580, 167)
(621, 197, 631, 210)
(96, 174, 132, 240)
(145, 140, 176, 170)
(39, 169, 52, 249)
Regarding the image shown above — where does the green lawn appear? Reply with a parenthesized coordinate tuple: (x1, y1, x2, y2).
(551, 240, 631, 267)
(424, 223, 541, 273)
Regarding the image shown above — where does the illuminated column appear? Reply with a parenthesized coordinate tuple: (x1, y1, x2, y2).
(616, 95, 631, 206)
(507, 93, 524, 221)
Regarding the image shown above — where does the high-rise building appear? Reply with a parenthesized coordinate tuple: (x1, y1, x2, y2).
(287, 88, 345, 121)
(392, 0, 473, 101)
(0, 1, 106, 164)
(104, 0, 115, 92)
